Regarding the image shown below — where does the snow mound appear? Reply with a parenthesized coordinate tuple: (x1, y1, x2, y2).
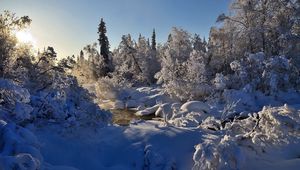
(0, 120, 43, 170)
(135, 104, 159, 116)
(155, 103, 172, 118)
(168, 101, 211, 127)
(180, 101, 210, 113)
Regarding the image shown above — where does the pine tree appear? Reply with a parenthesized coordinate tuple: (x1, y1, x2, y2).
(147, 38, 150, 47)
(193, 34, 207, 53)
(79, 50, 84, 62)
(97, 18, 112, 76)
(151, 29, 156, 51)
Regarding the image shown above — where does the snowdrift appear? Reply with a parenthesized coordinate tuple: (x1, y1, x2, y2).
(0, 120, 42, 170)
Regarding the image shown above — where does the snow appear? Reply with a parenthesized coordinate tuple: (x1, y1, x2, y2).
(3, 78, 300, 170)
(0, 79, 31, 104)
(179, 101, 210, 113)
(2, 63, 300, 170)
(135, 104, 159, 116)
(35, 121, 202, 170)
(26, 101, 300, 170)
(223, 89, 259, 113)
(0, 120, 42, 170)
(0, 79, 33, 122)
(155, 103, 172, 118)
(193, 104, 300, 170)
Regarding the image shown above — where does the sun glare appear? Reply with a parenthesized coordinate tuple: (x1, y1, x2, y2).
(16, 30, 37, 48)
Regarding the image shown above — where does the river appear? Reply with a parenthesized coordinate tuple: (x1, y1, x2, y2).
(110, 109, 156, 126)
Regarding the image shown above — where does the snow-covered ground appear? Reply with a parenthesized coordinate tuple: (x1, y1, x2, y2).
(35, 121, 202, 170)
(2, 80, 300, 170)
(4, 104, 300, 170)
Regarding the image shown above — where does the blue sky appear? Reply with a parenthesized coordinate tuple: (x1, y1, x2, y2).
(1, 0, 231, 58)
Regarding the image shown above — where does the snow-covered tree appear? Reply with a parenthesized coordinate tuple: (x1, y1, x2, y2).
(82, 42, 110, 79)
(112, 34, 141, 83)
(215, 0, 300, 61)
(228, 52, 299, 94)
(0, 11, 32, 78)
(156, 28, 212, 101)
(193, 34, 207, 53)
(136, 34, 160, 84)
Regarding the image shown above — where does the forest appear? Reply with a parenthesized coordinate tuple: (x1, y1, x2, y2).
(1, 0, 300, 169)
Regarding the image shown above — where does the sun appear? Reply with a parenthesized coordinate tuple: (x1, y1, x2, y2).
(15, 30, 37, 47)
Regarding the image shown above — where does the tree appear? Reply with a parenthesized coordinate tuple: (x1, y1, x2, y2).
(156, 28, 193, 99)
(97, 18, 112, 76)
(215, 0, 300, 60)
(27, 46, 64, 91)
(151, 29, 156, 51)
(83, 43, 104, 79)
(0, 11, 32, 78)
(193, 34, 207, 53)
(112, 34, 142, 83)
(71, 49, 95, 84)
(136, 34, 160, 84)
(79, 50, 84, 63)
(208, 0, 300, 94)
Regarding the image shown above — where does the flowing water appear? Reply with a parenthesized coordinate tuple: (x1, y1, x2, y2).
(111, 109, 155, 126)
(99, 100, 156, 126)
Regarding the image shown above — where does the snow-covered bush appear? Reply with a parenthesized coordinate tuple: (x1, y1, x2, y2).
(0, 75, 111, 128)
(193, 134, 244, 170)
(200, 117, 221, 131)
(0, 79, 33, 123)
(193, 105, 300, 170)
(225, 105, 300, 146)
(30, 75, 111, 127)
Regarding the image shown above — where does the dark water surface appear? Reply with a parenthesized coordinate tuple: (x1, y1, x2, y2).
(111, 109, 155, 126)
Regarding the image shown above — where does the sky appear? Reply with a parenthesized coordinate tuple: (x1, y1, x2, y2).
(1, 0, 231, 58)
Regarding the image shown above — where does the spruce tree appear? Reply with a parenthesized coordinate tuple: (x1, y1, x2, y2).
(151, 29, 156, 51)
(147, 38, 150, 47)
(79, 50, 84, 60)
(97, 18, 112, 76)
